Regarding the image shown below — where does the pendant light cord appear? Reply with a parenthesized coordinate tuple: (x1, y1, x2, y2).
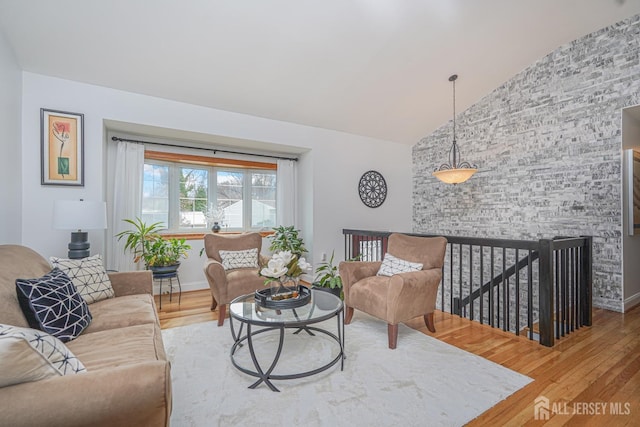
(451, 75, 458, 142)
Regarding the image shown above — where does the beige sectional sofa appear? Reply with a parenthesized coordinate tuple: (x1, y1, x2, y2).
(0, 245, 172, 427)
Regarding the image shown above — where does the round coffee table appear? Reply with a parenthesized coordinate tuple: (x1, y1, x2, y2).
(228, 289, 345, 392)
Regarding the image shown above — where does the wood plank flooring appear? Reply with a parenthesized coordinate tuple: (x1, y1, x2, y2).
(156, 290, 640, 426)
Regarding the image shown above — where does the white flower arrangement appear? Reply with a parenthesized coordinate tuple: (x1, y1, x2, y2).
(260, 250, 312, 285)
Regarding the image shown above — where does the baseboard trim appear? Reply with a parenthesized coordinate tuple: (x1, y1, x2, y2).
(624, 292, 640, 312)
(153, 280, 208, 295)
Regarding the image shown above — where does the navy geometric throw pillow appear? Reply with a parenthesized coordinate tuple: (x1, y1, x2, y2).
(16, 268, 92, 343)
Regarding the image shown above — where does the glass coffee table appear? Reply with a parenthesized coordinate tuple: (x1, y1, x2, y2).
(229, 289, 345, 392)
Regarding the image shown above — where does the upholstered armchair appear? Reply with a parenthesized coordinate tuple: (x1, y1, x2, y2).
(339, 233, 447, 349)
(203, 232, 268, 326)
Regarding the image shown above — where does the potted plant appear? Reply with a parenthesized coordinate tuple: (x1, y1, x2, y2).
(269, 225, 307, 256)
(312, 251, 342, 298)
(116, 217, 191, 273)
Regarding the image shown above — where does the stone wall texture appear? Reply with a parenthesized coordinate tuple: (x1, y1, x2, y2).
(413, 14, 640, 312)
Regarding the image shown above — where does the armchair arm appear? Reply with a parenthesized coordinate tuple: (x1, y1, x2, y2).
(386, 268, 443, 324)
(258, 254, 270, 267)
(203, 259, 228, 303)
(108, 271, 153, 297)
(339, 261, 382, 298)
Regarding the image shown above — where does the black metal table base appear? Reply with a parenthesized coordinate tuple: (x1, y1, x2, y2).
(154, 272, 181, 309)
(229, 311, 344, 392)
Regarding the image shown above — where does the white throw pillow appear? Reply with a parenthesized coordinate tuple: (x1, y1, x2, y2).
(50, 254, 115, 304)
(219, 248, 259, 270)
(376, 253, 423, 277)
(0, 324, 87, 387)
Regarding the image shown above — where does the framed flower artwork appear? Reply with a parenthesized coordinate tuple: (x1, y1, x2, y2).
(41, 108, 84, 186)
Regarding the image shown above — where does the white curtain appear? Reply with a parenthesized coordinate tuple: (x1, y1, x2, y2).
(276, 159, 296, 226)
(106, 141, 144, 272)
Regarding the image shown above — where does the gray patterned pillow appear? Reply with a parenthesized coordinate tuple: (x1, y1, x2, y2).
(50, 255, 115, 304)
(377, 253, 423, 277)
(219, 248, 259, 270)
(0, 324, 87, 387)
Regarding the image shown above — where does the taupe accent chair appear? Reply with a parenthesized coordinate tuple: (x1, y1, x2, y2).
(339, 233, 447, 349)
(203, 232, 267, 326)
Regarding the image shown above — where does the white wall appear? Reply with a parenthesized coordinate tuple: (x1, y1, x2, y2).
(622, 108, 640, 311)
(21, 72, 412, 291)
(0, 29, 22, 244)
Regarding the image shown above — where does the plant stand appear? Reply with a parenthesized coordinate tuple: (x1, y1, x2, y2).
(153, 271, 181, 309)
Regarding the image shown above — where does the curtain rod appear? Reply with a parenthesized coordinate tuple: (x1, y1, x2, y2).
(110, 136, 298, 161)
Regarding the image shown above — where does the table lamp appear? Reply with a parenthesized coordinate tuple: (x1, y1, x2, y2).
(53, 199, 107, 259)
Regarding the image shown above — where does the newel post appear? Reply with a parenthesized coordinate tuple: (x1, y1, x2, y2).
(580, 236, 593, 327)
(538, 239, 554, 347)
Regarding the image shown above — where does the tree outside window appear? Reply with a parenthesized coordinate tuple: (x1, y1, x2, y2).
(180, 167, 208, 228)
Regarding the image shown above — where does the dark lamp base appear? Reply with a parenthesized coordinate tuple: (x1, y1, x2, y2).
(68, 231, 90, 259)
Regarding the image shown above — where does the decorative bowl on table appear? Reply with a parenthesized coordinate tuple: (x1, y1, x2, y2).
(255, 285, 311, 309)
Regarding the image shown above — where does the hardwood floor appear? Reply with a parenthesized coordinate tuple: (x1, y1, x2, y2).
(155, 290, 640, 426)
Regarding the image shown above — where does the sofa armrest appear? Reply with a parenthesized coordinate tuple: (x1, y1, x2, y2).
(108, 270, 153, 296)
(0, 360, 171, 427)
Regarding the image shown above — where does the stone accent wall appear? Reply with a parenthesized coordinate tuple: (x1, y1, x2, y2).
(413, 15, 640, 312)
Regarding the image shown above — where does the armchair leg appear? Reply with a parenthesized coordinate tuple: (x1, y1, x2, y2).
(210, 296, 218, 311)
(345, 306, 354, 324)
(424, 313, 436, 333)
(388, 324, 398, 349)
(217, 304, 227, 327)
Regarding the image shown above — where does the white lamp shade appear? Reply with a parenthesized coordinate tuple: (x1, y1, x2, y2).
(53, 200, 107, 230)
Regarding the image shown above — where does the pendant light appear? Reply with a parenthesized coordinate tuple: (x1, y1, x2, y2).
(433, 74, 478, 184)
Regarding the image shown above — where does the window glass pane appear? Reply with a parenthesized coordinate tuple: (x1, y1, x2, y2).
(180, 167, 208, 228)
(217, 170, 244, 228)
(251, 172, 277, 228)
(142, 163, 169, 227)
(141, 158, 277, 232)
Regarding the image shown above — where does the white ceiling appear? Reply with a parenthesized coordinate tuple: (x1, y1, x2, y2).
(1, 0, 639, 145)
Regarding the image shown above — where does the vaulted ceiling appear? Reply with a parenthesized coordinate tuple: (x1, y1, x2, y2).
(1, 0, 639, 144)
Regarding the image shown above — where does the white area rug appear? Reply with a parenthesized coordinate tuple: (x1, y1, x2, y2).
(162, 312, 532, 427)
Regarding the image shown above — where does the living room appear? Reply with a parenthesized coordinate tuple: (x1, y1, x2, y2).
(1, 1, 640, 426)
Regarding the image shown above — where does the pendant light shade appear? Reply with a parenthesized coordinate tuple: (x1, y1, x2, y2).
(433, 167, 477, 184)
(433, 74, 478, 184)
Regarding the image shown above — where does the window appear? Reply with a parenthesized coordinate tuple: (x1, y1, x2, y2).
(142, 163, 169, 226)
(180, 167, 208, 228)
(141, 154, 277, 232)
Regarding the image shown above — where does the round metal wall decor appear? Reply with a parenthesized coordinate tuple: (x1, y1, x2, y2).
(358, 170, 387, 208)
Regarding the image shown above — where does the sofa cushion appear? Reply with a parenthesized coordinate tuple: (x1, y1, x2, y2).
(16, 268, 92, 342)
(49, 255, 115, 304)
(67, 323, 167, 371)
(377, 253, 423, 277)
(219, 248, 259, 270)
(83, 294, 159, 334)
(0, 324, 86, 387)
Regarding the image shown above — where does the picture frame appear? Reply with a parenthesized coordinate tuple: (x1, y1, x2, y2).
(41, 108, 84, 186)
